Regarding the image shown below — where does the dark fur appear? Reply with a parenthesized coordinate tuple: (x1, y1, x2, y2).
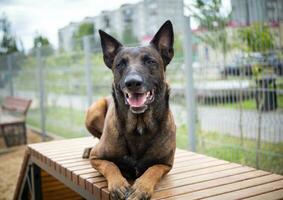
(85, 20, 176, 200)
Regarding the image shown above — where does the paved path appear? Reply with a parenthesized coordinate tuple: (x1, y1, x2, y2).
(197, 107, 283, 142)
(170, 105, 283, 143)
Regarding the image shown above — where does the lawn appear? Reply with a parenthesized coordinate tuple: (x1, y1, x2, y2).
(27, 106, 87, 138)
(220, 95, 283, 110)
(177, 124, 283, 175)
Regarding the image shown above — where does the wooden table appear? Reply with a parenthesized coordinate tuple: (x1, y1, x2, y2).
(0, 112, 26, 147)
(14, 137, 283, 200)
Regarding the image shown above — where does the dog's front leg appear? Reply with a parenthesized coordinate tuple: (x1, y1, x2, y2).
(127, 164, 171, 200)
(90, 158, 130, 199)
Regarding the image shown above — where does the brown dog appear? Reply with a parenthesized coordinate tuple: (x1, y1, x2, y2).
(85, 20, 176, 200)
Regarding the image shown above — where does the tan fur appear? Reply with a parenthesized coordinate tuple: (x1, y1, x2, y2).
(85, 97, 111, 138)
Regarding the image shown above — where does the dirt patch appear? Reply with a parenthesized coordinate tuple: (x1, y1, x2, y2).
(0, 130, 52, 200)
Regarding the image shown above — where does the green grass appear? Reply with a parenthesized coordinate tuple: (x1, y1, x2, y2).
(215, 95, 283, 110)
(177, 124, 283, 175)
(27, 106, 87, 138)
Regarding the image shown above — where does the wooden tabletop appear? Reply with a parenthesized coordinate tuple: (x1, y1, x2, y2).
(25, 137, 283, 200)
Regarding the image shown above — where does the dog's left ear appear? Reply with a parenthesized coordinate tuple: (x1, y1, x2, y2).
(150, 20, 174, 68)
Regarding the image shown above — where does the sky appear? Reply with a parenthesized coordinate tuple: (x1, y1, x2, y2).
(0, 0, 140, 50)
(0, 0, 231, 51)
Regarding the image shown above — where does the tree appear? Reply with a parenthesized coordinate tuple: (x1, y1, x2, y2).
(31, 34, 53, 56)
(33, 35, 50, 47)
(238, 23, 274, 53)
(73, 23, 95, 50)
(187, 0, 231, 66)
(74, 23, 94, 39)
(0, 14, 18, 55)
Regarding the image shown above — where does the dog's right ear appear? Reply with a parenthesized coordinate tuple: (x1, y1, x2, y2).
(99, 30, 122, 69)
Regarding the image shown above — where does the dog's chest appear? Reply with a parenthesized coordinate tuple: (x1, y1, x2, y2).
(125, 128, 152, 158)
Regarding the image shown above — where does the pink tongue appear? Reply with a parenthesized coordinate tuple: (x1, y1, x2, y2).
(127, 93, 146, 107)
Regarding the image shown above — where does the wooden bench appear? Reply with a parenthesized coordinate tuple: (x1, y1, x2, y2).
(14, 137, 283, 200)
(0, 96, 32, 147)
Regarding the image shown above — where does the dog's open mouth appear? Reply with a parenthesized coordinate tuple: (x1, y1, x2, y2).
(124, 90, 154, 113)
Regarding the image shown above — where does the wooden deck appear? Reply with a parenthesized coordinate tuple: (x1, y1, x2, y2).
(14, 137, 283, 200)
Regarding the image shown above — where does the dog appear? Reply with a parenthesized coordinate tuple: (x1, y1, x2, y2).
(85, 20, 176, 200)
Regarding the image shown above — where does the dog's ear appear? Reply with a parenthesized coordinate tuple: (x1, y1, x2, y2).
(150, 20, 174, 68)
(99, 30, 122, 69)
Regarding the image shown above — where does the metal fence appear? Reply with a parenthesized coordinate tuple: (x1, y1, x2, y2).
(1, 5, 283, 175)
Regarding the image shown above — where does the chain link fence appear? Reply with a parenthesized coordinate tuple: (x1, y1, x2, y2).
(1, 2, 283, 175)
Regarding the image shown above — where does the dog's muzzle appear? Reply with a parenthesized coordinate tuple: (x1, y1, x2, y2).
(123, 74, 155, 114)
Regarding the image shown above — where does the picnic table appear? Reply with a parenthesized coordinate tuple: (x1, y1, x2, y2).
(0, 96, 31, 147)
(0, 110, 27, 147)
(13, 137, 283, 200)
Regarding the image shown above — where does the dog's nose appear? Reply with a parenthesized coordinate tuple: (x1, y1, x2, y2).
(125, 74, 143, 89)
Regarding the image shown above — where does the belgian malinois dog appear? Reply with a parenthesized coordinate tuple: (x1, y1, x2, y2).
(85, 20, 176, 200)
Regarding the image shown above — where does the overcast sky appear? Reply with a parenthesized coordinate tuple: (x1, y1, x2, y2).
(0, 0, 140, 50)
(0, 0, 230, 51)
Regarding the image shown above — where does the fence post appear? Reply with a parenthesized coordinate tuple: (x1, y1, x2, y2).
(83, 36, 93, 107)
(7, 54, 14, 96)
(183, 16, 196, 152)
(36, 48, 46, 140)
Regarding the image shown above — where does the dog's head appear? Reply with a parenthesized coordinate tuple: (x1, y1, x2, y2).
(99, 20, 174, 114)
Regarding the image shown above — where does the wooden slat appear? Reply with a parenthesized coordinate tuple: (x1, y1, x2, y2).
(243, 189, 283, 200)
(203, 180, 283, 200)
(156, 166, 255, 190)
(159, 163, 241, 186)
(153, 170, 270, 199)
(41, 169, 83, 200)
(163, 173, 283, 200)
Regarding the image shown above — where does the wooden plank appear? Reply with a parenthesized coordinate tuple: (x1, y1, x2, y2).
(153, 170, 270, 199)
(163, 173, 282, 200)
(70, 168, 96, 183)
(101, 187, 110, 200)
(156, 166, 255, 190)
(80, 173, 103, 191)
(160, 163, 241, 184)
(98, 163, 238, 200)
(169, 160, 229, 174)
(41, 169, 83, 200)
(13, 149, 31, 200)
(203, 180, 283, 200)
(243, 189, 283, 200)
(171, 157, 220, 170)
(30, 148, 85, 167)
(28, 137, 93, 149)
(65, 165, 94, 181)
(94, 181, 108, 200)
(30, 156, 93, 199)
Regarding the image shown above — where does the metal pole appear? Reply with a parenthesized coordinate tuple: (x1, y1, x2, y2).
(7, 54, 14, 96)
(36, 48, 46, 140)
(183, 16, 196, 152)
(83, 36, 93, 107)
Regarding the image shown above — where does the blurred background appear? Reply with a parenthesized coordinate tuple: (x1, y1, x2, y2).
(0, 0, 282, 181)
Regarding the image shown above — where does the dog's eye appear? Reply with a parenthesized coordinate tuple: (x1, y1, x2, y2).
(117, 59, 126, 68)
(145, 59, 156, 65)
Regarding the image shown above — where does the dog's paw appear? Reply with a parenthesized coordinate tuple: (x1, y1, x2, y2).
(126, 180, 153, 200)
(109, 178, 131, 200)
